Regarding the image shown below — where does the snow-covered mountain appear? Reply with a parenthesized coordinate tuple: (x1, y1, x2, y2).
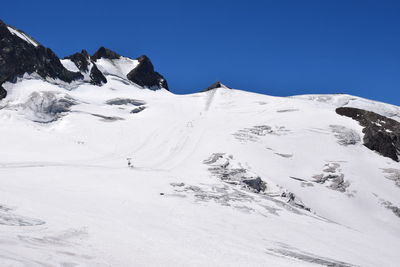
(0, 20, 400, 267)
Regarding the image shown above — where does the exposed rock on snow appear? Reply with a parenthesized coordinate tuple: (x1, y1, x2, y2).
(130, 106, 146, 114)
(64, 50, 90, 72)
(336, 107, 400, 161)
(203, 153, 311, 211)
(91, 46, 121, 61)
(0, 20, 83, 100)
(126, 55, 168, 90)
(243, 177, 266, 193)
(105, 98, 146, 106)
(202, 81, 231, 92)
(22, 91, 77, 122)
(89, 63, 107, 85)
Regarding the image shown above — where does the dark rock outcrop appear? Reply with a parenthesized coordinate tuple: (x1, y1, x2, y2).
(202, 81, 231, 92)
(106, 98, 146, 106)
(0, 85, 6, 99)
(336, 107, 400, 161)
(91, 47, 121, 61)
(130, 106, 146, 114)
(127, 55, 168, 90)
(0, 20, 83, 99)
(243, 177, 266, 192)
(64, 50, 90, 72)
(0, 20, 170, 97)
(89, 64, 107, 85)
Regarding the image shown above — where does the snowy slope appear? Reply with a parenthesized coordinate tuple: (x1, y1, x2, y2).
(0, 74, 399, 267)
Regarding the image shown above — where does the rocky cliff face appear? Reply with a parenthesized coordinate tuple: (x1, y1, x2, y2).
(127, 55, 168, 90)
(0, 20, 83, 99)
(64, 50, 90, 72)
(0, 20, 169, 99)
(91, 47, 121, 61)
(336, 107, 400, 161)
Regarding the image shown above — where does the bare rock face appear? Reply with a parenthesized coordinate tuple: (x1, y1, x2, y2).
(336, 107, 400, 161)
(0, 20, 170, 97)
(202, 81, 231, 92)
(0, 85, 6, 99)
(89, 63, 107, 85)
(0, 20, 83, 99)
(127, 55, 168, 90)
(91, 47, 121, 61)
(243, 178, 266, 193)
(64, 50, 90, 72)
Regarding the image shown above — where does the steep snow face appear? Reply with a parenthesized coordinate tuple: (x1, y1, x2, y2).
(0, 79, 400, 267)
(95, 57, 139, 79)
(60, 59, 80, 73)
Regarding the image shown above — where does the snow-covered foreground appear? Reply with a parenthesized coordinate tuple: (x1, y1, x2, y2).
(0, 76, 400, 266)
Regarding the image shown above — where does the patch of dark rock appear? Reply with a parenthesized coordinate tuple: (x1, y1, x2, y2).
(91, 46, 121, 61)
(126, 55, 168, 90)
(0, 20, 83, 100)
(130, 106, 146, 114)
(105, 98, 146, 106)
(0, 85, 7, 99)
(336, 107, 400, 161)
(202, 81, 231, 92)
(243, 177, 266, 192)
(90, 113, 124, 122)
(89, 63, 107, 85)
(64, 50, 90, 72)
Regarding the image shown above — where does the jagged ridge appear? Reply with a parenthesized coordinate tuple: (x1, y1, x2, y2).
(0, 20, 169, 99)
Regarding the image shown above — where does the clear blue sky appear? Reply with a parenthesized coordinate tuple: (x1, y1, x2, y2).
(2, 0, 400, 105)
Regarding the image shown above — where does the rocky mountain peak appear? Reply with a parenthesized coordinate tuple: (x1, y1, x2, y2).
(203, 81, 231, 92)
(126, 55, 168, 90)
(0, 20, 170, 98)
(64, 49, 90, 72)
(0, 20, 83, 99)
(91, 47, 121, 61)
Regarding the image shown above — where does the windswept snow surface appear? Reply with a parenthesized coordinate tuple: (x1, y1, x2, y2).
(0, 77, 400, 266)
